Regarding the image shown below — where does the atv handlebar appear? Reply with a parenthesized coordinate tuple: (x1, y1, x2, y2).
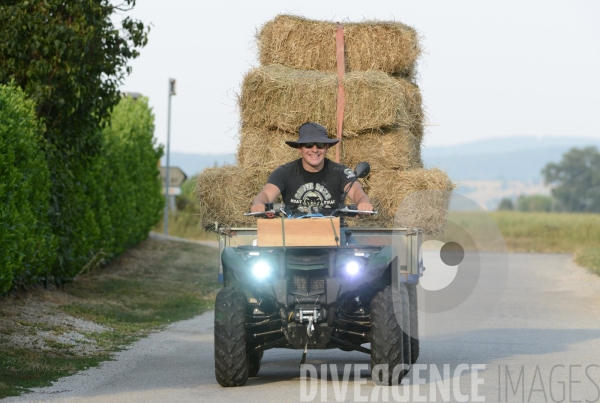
(244, 203, 377, 218)
(336, 206, 378, 216)
(244, 203, 287, 217)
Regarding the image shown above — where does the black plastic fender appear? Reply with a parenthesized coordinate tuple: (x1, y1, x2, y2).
(221, 247, 246, 283)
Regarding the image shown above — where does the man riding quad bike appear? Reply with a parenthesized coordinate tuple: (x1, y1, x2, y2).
(214, 122, 422, 386)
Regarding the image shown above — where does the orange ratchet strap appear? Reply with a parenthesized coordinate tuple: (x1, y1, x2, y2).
(335, 24, 345, 163)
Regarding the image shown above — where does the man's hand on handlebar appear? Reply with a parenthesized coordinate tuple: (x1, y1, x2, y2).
(250, 203, 266, 213)
(247, 203, 278, 218)
(357, 202, 374, 214)
(251, 184, 280, 214)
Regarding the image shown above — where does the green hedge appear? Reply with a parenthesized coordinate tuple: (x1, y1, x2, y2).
(1, 88, 162, 290)
(53, 95, 163, 279)
(0, 85, 56, 293)
(99, 95, 164, 257)
(52, 163, 105, 277)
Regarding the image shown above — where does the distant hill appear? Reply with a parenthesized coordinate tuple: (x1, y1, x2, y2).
(422, 136, 600, 181)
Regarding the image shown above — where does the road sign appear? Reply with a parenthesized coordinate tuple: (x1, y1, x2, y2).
(161, 187, 182, 196)
(159, 166, 187, 187)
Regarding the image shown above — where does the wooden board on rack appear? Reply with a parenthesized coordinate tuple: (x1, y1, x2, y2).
(257, 218, 340, 247)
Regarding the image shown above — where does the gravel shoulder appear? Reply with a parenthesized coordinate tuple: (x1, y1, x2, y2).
(0, 287, 111, 358)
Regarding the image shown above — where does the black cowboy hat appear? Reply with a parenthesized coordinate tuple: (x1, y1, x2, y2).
(285, 122, 339, 148)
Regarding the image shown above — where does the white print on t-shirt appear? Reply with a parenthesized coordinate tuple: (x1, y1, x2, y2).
(292, 182, 334, 214)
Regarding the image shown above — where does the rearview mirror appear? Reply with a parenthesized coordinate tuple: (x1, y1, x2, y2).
(354, 162, 370, 179)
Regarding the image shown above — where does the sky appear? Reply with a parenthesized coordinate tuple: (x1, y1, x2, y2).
(118, 0, 600, 155)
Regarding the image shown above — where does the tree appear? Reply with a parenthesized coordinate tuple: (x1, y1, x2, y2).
(542, 146, 600, 212)
(0, 0, 149, 276)
(517, 195, 553, 212)
(497, 198, 514, 211)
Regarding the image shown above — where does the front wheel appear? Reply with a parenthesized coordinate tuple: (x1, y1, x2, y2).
(214, 287, 249, 386)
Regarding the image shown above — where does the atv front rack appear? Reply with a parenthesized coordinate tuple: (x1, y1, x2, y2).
(217, 227, 422, 285)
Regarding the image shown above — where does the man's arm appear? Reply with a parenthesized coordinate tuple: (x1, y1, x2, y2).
(345, 181, 374, 212)
(251, 183, 281, 213)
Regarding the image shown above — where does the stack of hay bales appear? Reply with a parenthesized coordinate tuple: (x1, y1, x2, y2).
(196, 14, 453, 232)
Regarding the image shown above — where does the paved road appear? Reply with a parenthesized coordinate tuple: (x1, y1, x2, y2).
(6, 253, 600, 403)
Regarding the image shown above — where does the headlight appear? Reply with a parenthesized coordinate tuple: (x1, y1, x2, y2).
(345, 261, 360, 276)
(337, 255, 370, 277)
(251, 260, 273, 280)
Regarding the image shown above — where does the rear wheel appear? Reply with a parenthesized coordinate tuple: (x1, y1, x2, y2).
(370, 285, 410, 385)
(407, 284, 420, 364)
(400, 284, 411, 373)
(214, 287, 249, 386)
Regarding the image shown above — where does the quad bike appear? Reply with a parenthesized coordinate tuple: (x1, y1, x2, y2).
(213, 163, 423, 386)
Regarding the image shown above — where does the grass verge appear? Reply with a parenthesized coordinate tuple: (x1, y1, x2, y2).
(489, 211, 600, 253)
(0, 351, 106, 398)
(0, 237, 219, 399)
(575, 248, 600, 276)
(470, 211, 600, 275)
(153, 211, 215, 241)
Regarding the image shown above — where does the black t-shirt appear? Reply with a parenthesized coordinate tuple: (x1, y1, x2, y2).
(267, 158, 356, 216)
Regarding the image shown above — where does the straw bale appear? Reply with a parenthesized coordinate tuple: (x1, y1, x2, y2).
(257, 14, 421, 77)
(195, 165, 272, 229)
(349, 168, 454, 233)
(235, 127, 304, 170)
(396, 79, 425, 141)
(340, 128, 422, 171)
(239, 65, 420, 135)
(236, 126, 422, 173)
